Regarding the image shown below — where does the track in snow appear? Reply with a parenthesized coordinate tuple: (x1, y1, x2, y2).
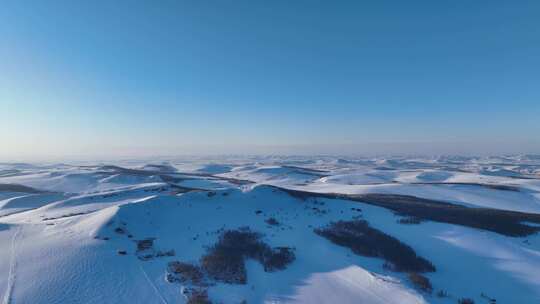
(2, 226, 20, 304)
(138, 264, 168, 304)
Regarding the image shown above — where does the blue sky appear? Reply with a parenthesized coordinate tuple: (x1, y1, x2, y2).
(1, 0, 539, 159)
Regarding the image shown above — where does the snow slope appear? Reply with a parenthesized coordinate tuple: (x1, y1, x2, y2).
(1, 156, 540, 303)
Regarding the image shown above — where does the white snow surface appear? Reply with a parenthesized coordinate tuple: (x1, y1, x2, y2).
(1, 156, 540, 303)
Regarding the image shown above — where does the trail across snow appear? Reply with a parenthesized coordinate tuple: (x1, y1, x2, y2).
(138, 264, 169, 304)
(2, 226, 20, 304)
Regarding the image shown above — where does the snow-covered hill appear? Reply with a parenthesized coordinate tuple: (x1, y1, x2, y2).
(1, 156, 540, 303)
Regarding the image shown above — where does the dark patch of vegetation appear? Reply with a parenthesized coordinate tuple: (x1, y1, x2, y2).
(98, 165, 158, 176)
(413, 182, 521, 192)
(458, 298, 475, 304)
(277, 186, 540, 237)
(279, 187, 314, 201)
(355, 193, 540, 237)
(436, 290, 449, 298)
(185, 288, 211, 304)
(0, 183, 44, 193)
(136, 239, 154, 251)
(398, 216, 423, 225)
(281, 165, 329, 175)
(263, 247, 295, 272)
(144, 186, 169, 193)
(265, 217, 279, 226)
(135, 238, 156, 260)
(42, 212, 90, 221)
(156, 249, 176, 257)
(117, 250, 127, 255)
(0, 169, 22, 178)
(480, 292, 497, 303)
(315, 220, 435, 273)
(408, 273, 432, 293)
(309, 206, 328, 215)
(158, 174, 186, 184)
(143, 164, 176, 172)
(200, 233, 252, 284)
(167, 261, 204, 285)
(168, 184, 199, 194)
(374, 166, 396, 171)
(255, 210, 263, 215)
(200, 228, 295, 284)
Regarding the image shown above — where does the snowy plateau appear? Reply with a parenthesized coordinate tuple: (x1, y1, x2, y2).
(1, 155, 540, 304)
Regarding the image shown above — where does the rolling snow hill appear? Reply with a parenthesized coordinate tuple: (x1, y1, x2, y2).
(1, 156, 540, 304)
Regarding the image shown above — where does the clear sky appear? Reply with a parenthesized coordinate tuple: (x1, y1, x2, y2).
(1, 0, 539, 160)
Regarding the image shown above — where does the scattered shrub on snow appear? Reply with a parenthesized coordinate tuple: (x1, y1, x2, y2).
(436, 290, 449, 298)
(397, 216, 423, 225)
(156, 249, 176, 257)
(135, 238, 156, 260)
(480, 292, 497, 303)
(167, 261, 204, 285)
(42, 212, 88, 221)
(136, 239, 154, 251)
(185, 288, 211, 304)
(265, 217, 280, 226)
(458, 298, 475, 304)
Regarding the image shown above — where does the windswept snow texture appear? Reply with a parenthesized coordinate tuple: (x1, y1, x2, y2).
(1, 156, 540, 304)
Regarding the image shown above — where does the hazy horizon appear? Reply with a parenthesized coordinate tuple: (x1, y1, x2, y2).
(2, 141, 540, 163)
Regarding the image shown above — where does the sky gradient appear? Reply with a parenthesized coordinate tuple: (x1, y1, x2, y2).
(1, 0, 539, 160)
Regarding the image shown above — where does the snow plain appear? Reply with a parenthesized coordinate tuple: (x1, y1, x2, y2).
(1, 155, 540, 304)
